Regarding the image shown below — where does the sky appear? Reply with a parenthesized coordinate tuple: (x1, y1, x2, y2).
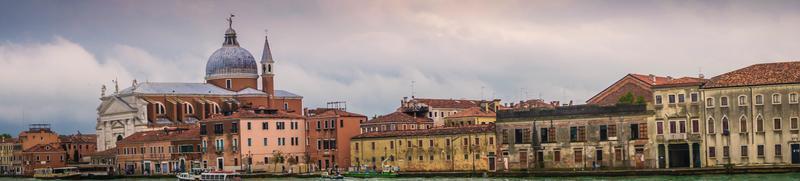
(1, 0, 800, 135)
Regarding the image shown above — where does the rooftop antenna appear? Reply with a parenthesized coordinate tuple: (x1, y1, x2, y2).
(410, 80, 416, 98)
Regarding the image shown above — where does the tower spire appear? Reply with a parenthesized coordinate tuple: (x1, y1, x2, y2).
(261, 29, 274, 64)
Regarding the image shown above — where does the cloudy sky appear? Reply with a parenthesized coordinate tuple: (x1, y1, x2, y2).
(1, 0, 799, 135)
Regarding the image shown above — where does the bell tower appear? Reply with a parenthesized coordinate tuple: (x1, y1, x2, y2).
(261, 30, 276, 97)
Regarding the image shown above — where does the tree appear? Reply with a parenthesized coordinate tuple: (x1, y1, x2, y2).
(272, 151, 284, 173)
(617, 92, 635, 105)
(635, 96, 646, 105)
(0, 133, 11, 139)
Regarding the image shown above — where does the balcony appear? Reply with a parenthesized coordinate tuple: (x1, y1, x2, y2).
(666, 133, 686, 140)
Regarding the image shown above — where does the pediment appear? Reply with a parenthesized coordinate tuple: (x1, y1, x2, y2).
(99, 97, 137, 115)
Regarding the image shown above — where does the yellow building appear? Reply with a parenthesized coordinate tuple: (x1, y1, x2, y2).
(0, 137, 18, 174)
(444, 107, 496, 127)
(350, 124, 497, 172)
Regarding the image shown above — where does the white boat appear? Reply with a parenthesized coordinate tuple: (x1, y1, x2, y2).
(33, 167, 81, 179)
(200, 171, 241, 181)
(177, 168, 208, 181)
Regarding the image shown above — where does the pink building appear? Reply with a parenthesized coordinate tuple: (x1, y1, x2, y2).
(238, 109, 307, 173)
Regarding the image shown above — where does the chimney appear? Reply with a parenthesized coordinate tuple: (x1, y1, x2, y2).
(648, 74, 656, 84)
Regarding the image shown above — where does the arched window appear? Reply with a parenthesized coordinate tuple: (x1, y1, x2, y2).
(116, 135, 123, 142)
(155, 102, 166, 115)
(184, 103, 194, 115)
(755, 95, 764, 105)
(738, 95, 747, 106)
(740, 116, 747, 133)
(210, 103, 221, 115)
(772, 93, 782, 104)
(721, 116, 729, 134)
(756, 115, 764, 132)
(706, 97, 715, 107)
(707, 117, 715, 134)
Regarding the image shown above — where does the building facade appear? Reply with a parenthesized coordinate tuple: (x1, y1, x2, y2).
(200, 109, 309, 173)
(651, 77, 707, 168)
(306, 108, 367, 171)
(116, 127, 201, 175)
(0, 137, 18, 174)
(60, 134, 97, 164)
(19, 143, 66, 176)
(360, 112, 433, 133)
(444, 107, 496, 127)
(496, 104, 654, 170)
(350, 124, 497, 172)
(700, 62, 800, 166)
(399, 98, 483, 126)
(587, 74, 675, 106)
(96, 17, 303, 151)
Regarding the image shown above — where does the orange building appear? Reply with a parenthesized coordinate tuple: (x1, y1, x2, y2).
(305, 108, 367, 171)
(18, 124, 59, 151)
(19, 143, 66, 176)
(96, 16, 303, 151)
(116, 126, 201, 175)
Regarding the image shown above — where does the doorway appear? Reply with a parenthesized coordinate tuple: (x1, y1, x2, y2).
(488, 156, 496, 171)
(217, 157, 224, 171)
(657, 144, 665, 168)
(792, 144, 800, 164)
(668, 144, 690, 168)
(692, 143, 701, 168)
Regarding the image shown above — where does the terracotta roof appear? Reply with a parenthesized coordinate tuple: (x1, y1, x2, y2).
(353, 124, 495, 139)
(59, 134, 97, 143)
(201, 109, 305, 122)
(448, 107, 495, 118)
(117, 126, 200, 144)
(308, 108, 366, 118)
(653, 77, 708, 88)
(703, 61, 800, 88)
(363, 112, 432, 125)
(24, 143, 64, 152)
(89, 147, 118, 157)
(0, 137, 17, 143)
(411, 98, 480, 109)
(629, 74, 672, 86)
(587, 73, 668, 104)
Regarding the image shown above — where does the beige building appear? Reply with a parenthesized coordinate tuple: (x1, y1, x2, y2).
(496, 104, 654, 170)
(0, 137, 18, 174)
(700, 62, 800, 166)
(399, 98, 484, 126)
(651, 77, 707, 168)
(444, 107, 496, 127)
(350, 124, 497, 172)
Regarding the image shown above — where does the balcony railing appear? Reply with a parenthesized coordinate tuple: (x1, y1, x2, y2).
(667, 133, 686, 140)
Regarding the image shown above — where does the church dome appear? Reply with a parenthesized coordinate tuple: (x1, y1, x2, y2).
(205, 25, 259, 80)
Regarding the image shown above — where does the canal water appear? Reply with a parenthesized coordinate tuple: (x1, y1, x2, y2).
(2, 172, 798, 181)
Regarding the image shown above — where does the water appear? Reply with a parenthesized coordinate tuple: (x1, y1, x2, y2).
(0, 172, 797, 181)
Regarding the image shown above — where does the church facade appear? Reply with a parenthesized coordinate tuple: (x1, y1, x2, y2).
(96, 18, 303, 151)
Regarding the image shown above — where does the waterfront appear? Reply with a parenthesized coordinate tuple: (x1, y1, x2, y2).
(3, 172, 800, 181)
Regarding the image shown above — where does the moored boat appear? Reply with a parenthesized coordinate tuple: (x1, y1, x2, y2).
(200, 171, 241, 181)
(33, 167, 81, 179)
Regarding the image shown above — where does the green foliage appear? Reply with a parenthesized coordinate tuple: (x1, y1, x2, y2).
(617, 92, 646, 105)
(0, 133, 11, 139)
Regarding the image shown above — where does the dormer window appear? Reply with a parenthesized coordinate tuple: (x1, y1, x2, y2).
(225, 79, 232, 89)
(184, 103, 194, 115)
(210, 103, 221, 114)
(155, 102, 166, 115)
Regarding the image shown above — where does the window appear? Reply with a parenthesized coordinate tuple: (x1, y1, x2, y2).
(720, 97, 729, 107)
(630, 124, 640, 140)
(340, 120, 344, 128)
(706, 97, 715, 107)
(723, 146, 730, 158)
(668, 95, 676, 104)
(515, 129, 524, 144)
(210, 103, 221, 115)
(200, 124, 207, 135)
(155, 102, 166, 115)
(757, 116, 764, 132)
(263, 138, 268, 146)
(247, 122, 252, 130)
(184, 103, 194, 114)
(656, 121, 664, 134)
(277, 122, 285, 130)
(740, 116, 747, 133)
(570, 127, 578, 142)
(692, 119, 699, 133)
(690, 93, 699, 102)
(214, 123, 224, 134)
(574, 150, 583, 162)
(741, 145, 748, 157)
(738, 95, 747, 106)
(792, 117, 799, 130)
(755, 95, 764, 105)
(722, 117, 729, 134)
(775, 144, 783, 156)
(231, 122, 238, 133)
(678, 94, 685, 103)
(707, 118, 715, 134)
(774, 118, 782, 130)
(263, 122, 269, 130)
(599, 125, 608, 141)
(283, 102, 289, 110)
(554, 150, 561, 162)
(669, 121, 676, 134)
(655, 95, 663, 105)
(757, 145, 764, 157)
(679, 121, 686, 133)
(540, 128, 549, 143)
(772, 94, 782, 104)
(247, 138, 252, 146)
(790, 93, 799, 104)
(225, 79, 232, 89)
